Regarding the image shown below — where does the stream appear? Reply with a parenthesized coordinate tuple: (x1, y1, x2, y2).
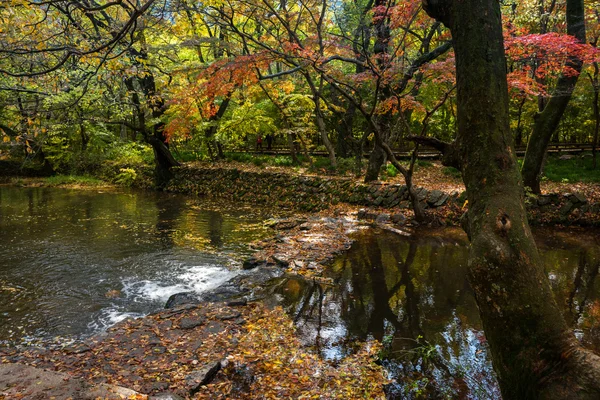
(1, 186, 599, 398)
(263, 227, 600, 398)
(0, 186, 272, 340)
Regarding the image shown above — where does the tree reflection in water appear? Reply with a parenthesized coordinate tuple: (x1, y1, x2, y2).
(264, 227, 600, 399)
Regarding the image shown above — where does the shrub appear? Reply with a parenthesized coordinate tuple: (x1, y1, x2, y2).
(114, 168, 137, 186)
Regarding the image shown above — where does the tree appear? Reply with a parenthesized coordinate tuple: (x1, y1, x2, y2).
(0, 0, 180, 184)
(421, 0, 600, 398)
(521, 0, 587, 193)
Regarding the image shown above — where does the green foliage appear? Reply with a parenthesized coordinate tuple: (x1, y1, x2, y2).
(216, 101, 277, 146)
(114, 168, 138, 186)
(386, 164, 399, 177)
(106, 142, 154, 166)
(273, 156, 295, 166)
(542, 154, 600, 183)
(415, 159, 434, 168)
(442, 166, 462, 178)
(43, 131, 73, 172)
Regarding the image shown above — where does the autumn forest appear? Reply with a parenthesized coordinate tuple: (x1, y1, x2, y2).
(2, 0, 600, 399)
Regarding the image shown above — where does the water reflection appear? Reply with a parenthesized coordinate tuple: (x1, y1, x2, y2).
(266, 227, 600, 399)
(0, 187, 272, 341)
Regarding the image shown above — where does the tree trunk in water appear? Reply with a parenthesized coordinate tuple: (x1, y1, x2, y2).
(423, 0, 600, 398)
(521, 0, 586, 193)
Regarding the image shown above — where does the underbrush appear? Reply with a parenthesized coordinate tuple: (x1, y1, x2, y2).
(542, 154, 600, 183)
(224, 152, 358, 175)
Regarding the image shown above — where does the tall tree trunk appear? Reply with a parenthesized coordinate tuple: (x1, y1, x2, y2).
(423, 0, 600, 398)
(287, 131, 300, 164)
(364, 138, 386, 182)
(521, 0, 586, 193)
(364, 0, 392, 182)
(591, 62, 600, 169)
(302, 73, 336, 168)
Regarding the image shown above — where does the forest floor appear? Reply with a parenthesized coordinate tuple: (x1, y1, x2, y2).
(1, 301, 387, 399)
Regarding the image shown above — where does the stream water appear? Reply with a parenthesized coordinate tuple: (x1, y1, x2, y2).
(263, 227, 600, 399)
(0, 186, 271, 340)
(1, 187, 599, 398)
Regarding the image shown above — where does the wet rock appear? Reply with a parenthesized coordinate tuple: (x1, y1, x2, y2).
(148, 382, 170, 392)
(179, 316, 206, 330)
(391, 214, 406, 225)
(165, 292, 200, 309)
(0, 363, 144, 400)
(205, 321, 225, 334)
(374, 196, 384, 206)
(375, 213, 390, 224)
(242, 257, 264, 270)
(216, 311, 242, 321)
(150, 393, 186, 400)
(184, 362, 221, 395)
(63, 343, 92, 354)
(272, 254, 290, 267)
(200, 285, 247, 303)
(226, 299, 247, 307)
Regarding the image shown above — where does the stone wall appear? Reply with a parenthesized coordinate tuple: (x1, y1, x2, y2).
(166, 165, 457, 212)
(166, 165, 600, 226)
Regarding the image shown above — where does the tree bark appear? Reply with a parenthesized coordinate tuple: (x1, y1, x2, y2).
(521, 0, 586, 193)
(364, 0, 392, 183)
(423, 0, 600, 398)
(590, 62, 600, 170)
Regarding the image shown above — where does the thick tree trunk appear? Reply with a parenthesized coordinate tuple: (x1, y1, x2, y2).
(521, 0, 586, 193)
(364, 143, 386, 182)
(335, 103, 356, 158)
(423, 0, 600, 398)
